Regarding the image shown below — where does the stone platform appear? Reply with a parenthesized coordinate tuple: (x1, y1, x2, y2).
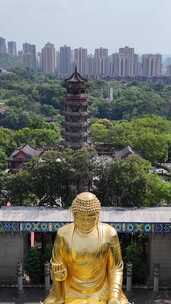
(0, 288, 171, 304)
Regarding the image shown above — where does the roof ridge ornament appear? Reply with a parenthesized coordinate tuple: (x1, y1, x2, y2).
(65, 67, 87, 83)
(74, 65, 78, 75)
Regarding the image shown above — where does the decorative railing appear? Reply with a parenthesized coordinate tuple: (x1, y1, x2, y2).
(1, 222, 171, 233)
(15, 261, 160, 301)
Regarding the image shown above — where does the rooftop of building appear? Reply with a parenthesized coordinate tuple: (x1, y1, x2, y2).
(0, 68, 10, 74)
(0, 206, 171, 224)
(114, 145, 136, 159)
(65, 66, 87, 83)
(9, 144, 43, 160)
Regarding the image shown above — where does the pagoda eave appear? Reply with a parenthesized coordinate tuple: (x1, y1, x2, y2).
(65, 121, 88, 127)
(64, 111, 88, 117)
(64, 131, 87, 138)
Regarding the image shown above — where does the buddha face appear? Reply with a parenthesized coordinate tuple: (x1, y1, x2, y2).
(73, 212, 99, 233)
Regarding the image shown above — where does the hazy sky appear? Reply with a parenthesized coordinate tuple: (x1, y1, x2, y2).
(0, 0, 171, 54)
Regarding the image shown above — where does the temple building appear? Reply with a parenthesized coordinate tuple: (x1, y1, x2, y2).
(64, 67, 88, 149)
(8, 144, 43, 171)
(0, 206, 171, 285)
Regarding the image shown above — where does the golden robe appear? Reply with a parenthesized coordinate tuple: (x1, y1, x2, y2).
(45, 223, 128, 304)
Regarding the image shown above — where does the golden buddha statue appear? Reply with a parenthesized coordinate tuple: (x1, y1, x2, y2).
(44, 192, 128, 304)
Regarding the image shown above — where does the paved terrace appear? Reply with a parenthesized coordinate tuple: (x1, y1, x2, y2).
(0, 288, 171, 304)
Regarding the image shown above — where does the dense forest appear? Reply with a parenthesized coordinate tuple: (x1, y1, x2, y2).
(1, 68, 171, 207)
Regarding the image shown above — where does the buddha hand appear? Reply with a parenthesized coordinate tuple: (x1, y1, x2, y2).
(51, 262, 67, 281)
(108, 299, 120, 304)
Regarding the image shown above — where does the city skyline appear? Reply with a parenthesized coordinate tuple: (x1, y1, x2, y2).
(0, 0, 171, 54)
(0, 35, 169, 57)
(0, 38, 165, 78)
(0, 36, 171, 57)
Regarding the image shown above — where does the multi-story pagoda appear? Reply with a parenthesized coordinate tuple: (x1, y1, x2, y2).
(64, 67, 88, 149)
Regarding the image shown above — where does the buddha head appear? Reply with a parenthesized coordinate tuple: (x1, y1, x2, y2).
(72, 192, 101, 233)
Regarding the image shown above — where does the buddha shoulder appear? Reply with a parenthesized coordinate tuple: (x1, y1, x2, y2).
(57, 223, 74, 239)
(101, 223, 118, 241)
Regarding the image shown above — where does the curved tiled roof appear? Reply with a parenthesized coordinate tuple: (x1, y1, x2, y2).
(65, 66, 87, 83)
(10, 144, 43, 159)
(0, 206, 171, 224)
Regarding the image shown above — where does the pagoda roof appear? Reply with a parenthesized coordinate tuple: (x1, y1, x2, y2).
(65, 67, 87, 83)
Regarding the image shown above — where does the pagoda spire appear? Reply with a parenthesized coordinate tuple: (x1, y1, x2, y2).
(74, 65, 78, 75)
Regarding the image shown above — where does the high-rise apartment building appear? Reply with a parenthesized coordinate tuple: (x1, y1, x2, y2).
(0, 37, 7, 54)
(133, 54, 139, 76)
(74, 48, 88, 76)
(166, 65, 171, 77)
(119, 46, 135, 77)
(41, 43, 56, 74)
(87, 54, 95, 78)
(109, 53, 120, 77)
(56, 51, 60, 75)
(94, 48, 109, 78)
(142, 54, 162, 77)
(59, 45, 71, 78)
(8, 41, 17, 56)
(108, 48, 139, 78)
(23, 43, 37, 71)
(37, 52, 40, 68)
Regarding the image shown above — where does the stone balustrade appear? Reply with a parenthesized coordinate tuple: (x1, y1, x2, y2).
(16, 261, 161, 297)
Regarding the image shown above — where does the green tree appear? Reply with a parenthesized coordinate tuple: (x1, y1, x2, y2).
(25, 151, 76, 207)
(24, 248, 43, 283)
(6, 170, 32, 205)
(95, 155, 151, 207)
(133, 133, 168, 163)
(91, 115, 171, 163)
(0, 149, 7, 170)
(0, 128, 16, 154)
(36, 83, 65, 109)
(125, 241, 148, 284)
(14, 125, 61, 147)
(145, 174, 171, 206)
(69, 148, 97, 193)
(90, 119, 112, 143)
(95, 154, 171, 207)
